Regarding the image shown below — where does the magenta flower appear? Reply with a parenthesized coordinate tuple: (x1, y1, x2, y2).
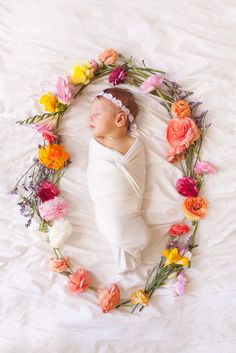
(39, 196, 68, 221)
(108, 66, 127, 86)
(140, 74, 164, 92)
(37, 180, 60, 202)
(176, 176, 199, 197)
(172, 272, 187, 296)
(194, 160, 216, 175)
(56, 76, 76, 105)
(34, 116, 58, 133)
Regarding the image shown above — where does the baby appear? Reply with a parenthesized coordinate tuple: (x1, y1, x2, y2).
(86, 87, 152, 274)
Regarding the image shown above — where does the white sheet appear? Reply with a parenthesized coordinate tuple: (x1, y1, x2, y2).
(1, 0, 236, 352)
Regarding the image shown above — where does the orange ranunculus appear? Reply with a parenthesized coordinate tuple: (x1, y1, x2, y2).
(182, 197, 208, 221)
(166, 117, 200, 149)
(171, 100, 191, 119)
(98, 48, 118, 65)
(38, 144, 69, 170)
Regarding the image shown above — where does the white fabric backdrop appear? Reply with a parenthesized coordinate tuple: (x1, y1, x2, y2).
(1, 0, 236, 352)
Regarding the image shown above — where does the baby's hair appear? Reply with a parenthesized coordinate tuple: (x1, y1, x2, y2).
(96, 87, 139, 129)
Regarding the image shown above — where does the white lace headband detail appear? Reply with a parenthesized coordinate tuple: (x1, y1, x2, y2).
(96, 91, 137, 131)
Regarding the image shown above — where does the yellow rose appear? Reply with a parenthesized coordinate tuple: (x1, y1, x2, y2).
(130, 289, 149, 306)
(71, 62, 94, 85)
(39, 92, 59, 113)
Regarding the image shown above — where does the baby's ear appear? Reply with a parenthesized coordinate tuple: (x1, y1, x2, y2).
(116, 112, 128, 127)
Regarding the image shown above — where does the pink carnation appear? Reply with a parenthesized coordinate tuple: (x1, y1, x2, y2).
(66, 268, 91, 294)
(56, 76, 76, 105)
(38, 196, 68, 221)
(176, 176, 199, 197)
(97, 283, 120, 313)
(140, 74, 164, 92)
(108, 67, 127, 86)
(37, 180, 60, 202)
(194, 160, 216, 175)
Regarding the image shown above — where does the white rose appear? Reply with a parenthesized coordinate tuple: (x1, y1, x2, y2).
(48, 218, 73, 248)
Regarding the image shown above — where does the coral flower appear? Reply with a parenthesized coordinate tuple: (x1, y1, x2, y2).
(39, 92, 59, 113)
(166, 117, 200, 149)
(98, 48, 118, 65)
(182, 197, 208, 220)
(67, 268, 92, 294)
(71, 62, 94, 85)
(108, 66, 127, 85)
(130, 289, 149, 306)
(49, 256, 70, 272)
(38, 144, 69, 170)
(37, 180, 60, 202)
(97, 283, 120, 313)
(167, 223, 190, 236)
(162, 248, 189, 267)
(167, 145, 186, 163)
(176, 176, 199, 197)
(171, 100, 191, 119)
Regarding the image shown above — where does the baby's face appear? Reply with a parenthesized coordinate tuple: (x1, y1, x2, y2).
(89, 97, 121, 137)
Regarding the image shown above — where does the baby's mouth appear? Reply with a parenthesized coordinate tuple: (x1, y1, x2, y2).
(89, 124, 95, 129)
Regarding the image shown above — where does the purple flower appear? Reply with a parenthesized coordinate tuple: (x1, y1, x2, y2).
(194, 161, 216, 175)
(140, 74, 164, 93)
(108, 67, 127, 86)
(172, 272, 187, 296)
(176, 176, 199, 197)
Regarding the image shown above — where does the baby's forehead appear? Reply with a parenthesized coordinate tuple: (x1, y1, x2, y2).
(91, 97, 119, 111)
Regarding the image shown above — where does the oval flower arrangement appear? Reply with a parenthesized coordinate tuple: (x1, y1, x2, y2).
(11, 49, 215, 314)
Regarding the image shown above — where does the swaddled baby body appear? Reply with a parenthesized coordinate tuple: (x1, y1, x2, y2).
(86, 87, 151, 274)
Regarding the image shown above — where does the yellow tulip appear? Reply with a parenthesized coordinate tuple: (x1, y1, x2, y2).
(162, 248, 189, 267)
(130, 289, 149, 306)
(71, 62, 94, 85)
(39, 92, 58, 113)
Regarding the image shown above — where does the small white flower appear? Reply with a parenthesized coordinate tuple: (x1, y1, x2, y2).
(48, 218, 73, 248)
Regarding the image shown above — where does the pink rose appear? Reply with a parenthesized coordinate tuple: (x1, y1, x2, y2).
(56, 76, 76, 105)
(176, 176, 199, 197)
(194, 160, 216, 175)
(108, 66, 127, 86)
(97, 283, 120, 313)
(140, 74, 164, 92)
(37, 180, 60, 202)
(49, 256, 70, 272)
(166, 117, 200, 149)
(67, 268, 91, 294)
(38, 196, 68, 221)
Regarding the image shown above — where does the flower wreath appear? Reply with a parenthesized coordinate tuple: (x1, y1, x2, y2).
(11, 49, 216, 314)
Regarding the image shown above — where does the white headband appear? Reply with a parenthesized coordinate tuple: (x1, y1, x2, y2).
(96, 91, 137, 130)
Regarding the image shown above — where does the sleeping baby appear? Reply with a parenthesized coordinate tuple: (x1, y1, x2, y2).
(86, 87, 152, 274)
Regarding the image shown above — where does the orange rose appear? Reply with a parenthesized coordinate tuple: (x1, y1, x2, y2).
(182, 197, 208, 220)
(98, 48, 118, 65)
(38, 144, 69, 170)
(171, 100, 191, 119)
(49, 256, 70, 272)
(166, 117, 200, 149)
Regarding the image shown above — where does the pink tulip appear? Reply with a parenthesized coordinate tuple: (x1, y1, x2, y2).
(176, 176, 199, 197)
(140, 74, 164, 92)
(56, 76, 76, 105)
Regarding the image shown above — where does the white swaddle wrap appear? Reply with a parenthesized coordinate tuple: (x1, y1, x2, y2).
(86, 135, 152, 274)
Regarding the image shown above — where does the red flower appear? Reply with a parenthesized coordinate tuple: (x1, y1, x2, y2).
(176, 176, 199, 197)
(167, 223, 190, 237)
(108, 67, 127, 86)
(37, 180, 60, 202)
